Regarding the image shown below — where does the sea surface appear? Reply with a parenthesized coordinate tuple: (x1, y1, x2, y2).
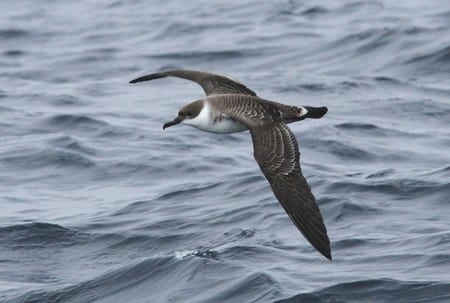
(1, 1, 449, 302)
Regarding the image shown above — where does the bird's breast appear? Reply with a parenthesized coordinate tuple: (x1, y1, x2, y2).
(183, 104, 247, 134)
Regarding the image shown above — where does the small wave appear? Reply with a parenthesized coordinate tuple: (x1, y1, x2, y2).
(330, 201, 381, 221)
(373, 76, 404, 85)
(0, 28, 30, 39)
(366, 168, 395, 179)
(327, 178, 450, 206)
(206, 271, 280, 302)
(105, 234, 158, 250)
(0, 222, 86, 248)
(276, 279, 450, 303)
(353, 28, 397, 56)
(146, 49, 262, 61)
(300, 6, 328, 16)
(3, 49, 26, 57)
(42, 114, 109, 131)
(0, 104, 18, 113)
(304, 138, 374, 161)
(329, 27, 396, 55)
(297, 83, 329, 91)
(392, 99, 450, 119)
(39, 114, 130, 139)
(156, 21, 234, 39)
(403, 45, 450, 74)
(67, 50, 118, 64)
(157, 182, 223, 201)
(10, 256, 282, 303)
(220, 245, 274, 260)
(8, 257, 177, 303)
(0, 147, 96, 170)
(420, 165, 450, 178)
(223, 228, 256, 239)
(332, 238, 371, 249)
(48, 135, 99, 157)
(335, 122, 379, 130)
(424, 254, 450, 267)
(47, 94, 86, 106)
(110, 199, 153, 217)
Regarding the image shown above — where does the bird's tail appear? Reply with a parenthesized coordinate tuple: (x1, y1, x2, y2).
(303, 106, 328, 119)
(281, 105, 328, 123)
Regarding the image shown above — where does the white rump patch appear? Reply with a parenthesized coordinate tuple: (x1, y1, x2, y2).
(299, 106, 308, 116)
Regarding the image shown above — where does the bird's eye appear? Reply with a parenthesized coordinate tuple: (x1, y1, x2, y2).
(179, 111, 190, 117)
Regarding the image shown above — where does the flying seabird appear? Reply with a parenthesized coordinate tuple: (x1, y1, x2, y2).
(130, 69, 332, 260)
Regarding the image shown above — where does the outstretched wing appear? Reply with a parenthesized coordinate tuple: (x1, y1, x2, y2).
(252, 122, 331, 259)
(129, 69, 257, 96)
(215, 94, 331, 259)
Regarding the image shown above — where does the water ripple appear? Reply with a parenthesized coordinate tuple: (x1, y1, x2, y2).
(276, 279, 450, 303)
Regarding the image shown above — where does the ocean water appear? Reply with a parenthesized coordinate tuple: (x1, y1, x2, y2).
(1, 0, 449, 302)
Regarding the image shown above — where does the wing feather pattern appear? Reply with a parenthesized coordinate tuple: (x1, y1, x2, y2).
(216, 95, 331, 259)
(252, 122, 331, 259)
(130, 69, 257, 96)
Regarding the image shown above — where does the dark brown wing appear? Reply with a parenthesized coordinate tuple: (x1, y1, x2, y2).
(215, 94, 331, 259)
(252, 122, 331, 259)
(251, 122, 331, 259)
(129, 69, 257, 96)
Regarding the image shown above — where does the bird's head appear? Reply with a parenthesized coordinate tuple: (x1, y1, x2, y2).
(163, 100, 204, 129)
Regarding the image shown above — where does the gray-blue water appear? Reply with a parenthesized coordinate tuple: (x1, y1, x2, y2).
(1, 1, 449, 302)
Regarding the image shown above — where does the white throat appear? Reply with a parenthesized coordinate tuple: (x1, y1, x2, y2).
(182, 101, 211, 129)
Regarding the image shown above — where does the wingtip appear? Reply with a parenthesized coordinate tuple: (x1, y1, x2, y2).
(129, 76, 148, 84)
(129, 73, 166, 84)
(317, 245, 332, 260)
(307, 231, 332, 260)
(129, 77, 143, 84)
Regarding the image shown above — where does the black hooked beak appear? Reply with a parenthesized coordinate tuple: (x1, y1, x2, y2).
(163, 116, 183, 130)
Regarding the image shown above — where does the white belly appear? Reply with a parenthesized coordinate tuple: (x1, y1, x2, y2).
(184, 116, 247, 133)
(198, 118, 247, 133)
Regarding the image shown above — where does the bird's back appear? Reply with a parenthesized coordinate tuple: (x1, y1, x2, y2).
(207, 94, 307, 125)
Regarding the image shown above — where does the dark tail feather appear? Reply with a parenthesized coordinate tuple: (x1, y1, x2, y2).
(304, 106, 328, 119)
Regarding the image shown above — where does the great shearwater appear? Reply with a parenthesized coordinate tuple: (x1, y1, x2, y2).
(130, 69, 332, 260)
